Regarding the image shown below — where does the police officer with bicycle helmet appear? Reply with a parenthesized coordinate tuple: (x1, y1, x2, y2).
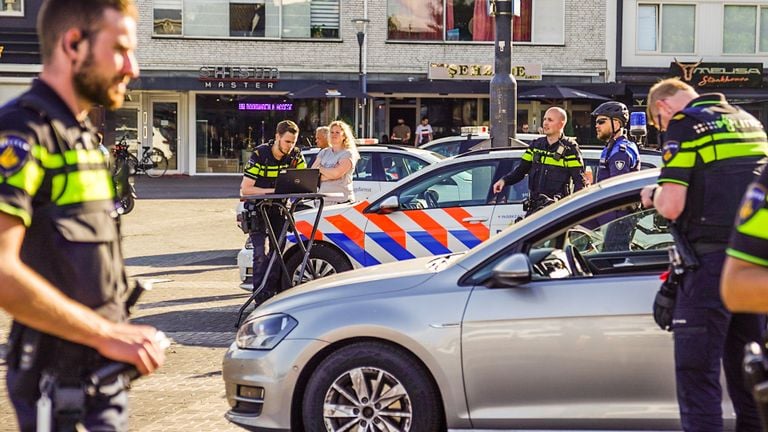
(592, 101, 640, 182)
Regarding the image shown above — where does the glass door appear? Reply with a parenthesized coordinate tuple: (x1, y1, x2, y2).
(110, 106, 140, 158)
(150, 99, 180, 171)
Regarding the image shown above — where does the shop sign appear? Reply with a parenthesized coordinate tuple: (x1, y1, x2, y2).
(428, 63, 542, 81)
(199, 66, 279, 89)
(670, 59, 763, 88)
(237, 102, 293, 111)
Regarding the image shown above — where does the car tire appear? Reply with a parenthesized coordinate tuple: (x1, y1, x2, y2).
(301, 342, 443, 432)
(284, 243, 352, 288)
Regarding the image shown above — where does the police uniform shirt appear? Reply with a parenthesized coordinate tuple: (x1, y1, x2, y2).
(596, 135, 639, 183)
(0, 79, 126, 318)
(503, 135, 586, 197)
(658, 93, 768, 244)
(727, 166, 768, 267)
(243, 143, 307, 189)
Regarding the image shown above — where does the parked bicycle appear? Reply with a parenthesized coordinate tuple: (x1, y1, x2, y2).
(113, 136, 169, 178)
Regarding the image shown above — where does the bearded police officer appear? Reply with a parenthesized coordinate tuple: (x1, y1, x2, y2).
(0, 1, 166, 431)
(240, 120, 307, 303)
(492, 107, 586, 216)
(641, 78, 768, 431)
(592, 101, 640, 182)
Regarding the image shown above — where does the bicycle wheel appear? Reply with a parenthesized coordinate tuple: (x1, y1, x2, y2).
(144, 149, 168, 178)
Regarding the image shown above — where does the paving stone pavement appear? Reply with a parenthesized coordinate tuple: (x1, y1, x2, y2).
(0, 196, 255, 431)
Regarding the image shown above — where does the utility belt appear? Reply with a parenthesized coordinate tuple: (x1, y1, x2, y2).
(522, 193, 560, 216)
(239, 202, 287, 234)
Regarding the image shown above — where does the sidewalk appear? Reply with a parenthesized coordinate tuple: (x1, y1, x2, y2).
(133, 174, 241, 199)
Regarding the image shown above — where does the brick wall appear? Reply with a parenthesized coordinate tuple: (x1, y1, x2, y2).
(136, 0, 607, 80)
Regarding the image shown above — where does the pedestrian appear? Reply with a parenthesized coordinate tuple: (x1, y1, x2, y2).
(721, 165, 768, 312)
(592, 101, 640, 182)
(312, 120, 359, 205)
(519, 123, 530, 133)
(492, 107, 587, 216)
(315, 125, 330, 149)
(640, 77, 768, 431)
(590, 101, 641, 251)
(240, 120, 307, 301)
(0, 1, 166, 430)
(390, 118, 411, 145)
(414, 116, 433, 146)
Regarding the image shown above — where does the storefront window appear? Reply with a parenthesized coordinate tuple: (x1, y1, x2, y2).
(420, 98, 479, 138)
(388, 0, 531, 42)
(153, 0, 339, 39)
(195, 94, 338, 173)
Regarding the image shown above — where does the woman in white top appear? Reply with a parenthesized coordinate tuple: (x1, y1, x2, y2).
(312, 120, 359, 204)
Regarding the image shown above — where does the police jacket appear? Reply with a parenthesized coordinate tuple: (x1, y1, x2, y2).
(727, 166, 768, 267)
(659, 93, 768, 246)
(596, 135, 640, 183)
(0, 81, 127, 365)
(242, 143, 307, 221)
(503, 135, 586, 198)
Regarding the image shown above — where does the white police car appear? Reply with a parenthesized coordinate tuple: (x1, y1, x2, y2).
(237, 146, 662, 289)
(419, 126, 545, 157)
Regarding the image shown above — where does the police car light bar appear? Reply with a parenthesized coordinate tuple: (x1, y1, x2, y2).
(355, 138, 379, 145)
(460, 126, 489, 135)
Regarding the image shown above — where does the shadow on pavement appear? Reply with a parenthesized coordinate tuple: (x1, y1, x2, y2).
(126, 249, 239, 267)
(133, 307, 241, 348)
(140, 293, 247, 310)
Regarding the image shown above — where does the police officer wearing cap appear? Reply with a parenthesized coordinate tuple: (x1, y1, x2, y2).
(493, 107, 587, 216)
(641, 77, 768, 431)
(721, 165, 768, 313)
(592, 101, 640, 182)
(0, 0, 165, 430)
(240, 120, 307, 303)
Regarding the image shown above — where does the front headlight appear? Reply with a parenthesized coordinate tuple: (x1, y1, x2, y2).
(236, 313, 298, 350)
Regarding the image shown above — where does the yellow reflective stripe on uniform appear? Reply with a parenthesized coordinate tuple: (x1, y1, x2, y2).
(736, 207, 768, 240)
(51, 169, 113, 205)
(0, 202, 31, 226)
(714, 142, 768, 162)
(295, 159, 307, 169)
(681, 131, 766, 149)
(726, 248, 768, 267)
(521, 150, 533, 162)
(664, 150, 697, 168)
(63, 148, 105, 165)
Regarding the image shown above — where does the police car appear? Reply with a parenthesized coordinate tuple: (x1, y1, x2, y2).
(418, 126, 545, 157)
(237, 147, 662, 289)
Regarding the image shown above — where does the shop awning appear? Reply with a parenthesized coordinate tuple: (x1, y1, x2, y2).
(287, 81, 366, 99)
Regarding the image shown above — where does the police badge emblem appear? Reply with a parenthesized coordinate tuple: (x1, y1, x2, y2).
(662, 141, 680, 163)
(737, 182, 767, 225)
(0, 133, 30, 177)
(614, 160, 626, 171)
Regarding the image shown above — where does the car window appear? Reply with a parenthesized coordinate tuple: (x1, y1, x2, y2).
(353, 153, 374, 181)
(304, 153, 317, 168)
(494, 160, 529, 203)
(381, 154, 424, 182)
(397, 161, 498, 209)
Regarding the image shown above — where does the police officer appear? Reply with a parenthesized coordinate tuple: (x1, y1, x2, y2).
(240, 120, 307, 302)
(721, 165, 768, 312)
(590, 101, 641, 251)
(641, 77, 768, 431)
(493, 107, 586, 216)
(592, 101, 640, 182)
(0, 1, 165, 430)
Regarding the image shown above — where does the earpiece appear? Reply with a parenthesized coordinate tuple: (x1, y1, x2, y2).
(70, 40, 79, 51)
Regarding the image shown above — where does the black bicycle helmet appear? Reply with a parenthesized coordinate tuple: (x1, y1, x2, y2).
(591, 101, 629, 125)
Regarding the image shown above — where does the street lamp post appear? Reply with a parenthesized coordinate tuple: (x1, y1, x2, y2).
(352, 18, 369, 138)
(489, 0, 517, 147)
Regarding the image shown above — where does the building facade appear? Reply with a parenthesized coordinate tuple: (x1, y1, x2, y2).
(1, 0, 616, 175)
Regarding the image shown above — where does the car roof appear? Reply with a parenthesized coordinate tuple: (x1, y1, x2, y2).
(302, 145, 444, 161)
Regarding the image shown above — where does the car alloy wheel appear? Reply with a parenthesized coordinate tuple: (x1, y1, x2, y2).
(291, 257, 338, 285)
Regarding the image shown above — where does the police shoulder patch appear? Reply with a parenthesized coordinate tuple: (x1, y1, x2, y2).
(0, 133, 31, 177)
(737, 182, 767, 225)
(614, 160, 626, 171)
(662, 141, 680, 163)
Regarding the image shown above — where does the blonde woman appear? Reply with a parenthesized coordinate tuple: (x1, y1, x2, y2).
(312, 120, 359, 204)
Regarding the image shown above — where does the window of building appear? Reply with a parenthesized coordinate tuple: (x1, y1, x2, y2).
(636, 3, 695, 53)
(723, 5, 768, 54)
(0, 0, 23, 16)
(387, 0, 533, 43)
(153, 0, 339, 39)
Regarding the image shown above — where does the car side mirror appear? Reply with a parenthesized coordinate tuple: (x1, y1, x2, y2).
(486, 253, 532, 287)
(378, 195, 400, 214)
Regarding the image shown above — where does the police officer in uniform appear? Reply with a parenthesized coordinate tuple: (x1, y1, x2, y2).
(0, 1, 165, 430)
(493, 107, 586, 216)
(721, 165, 768, 312)
(589, 101, 641, 251)
(641, 77, 768, 431)
(240, 120, 307, 302)
(592, 101, 640, 182)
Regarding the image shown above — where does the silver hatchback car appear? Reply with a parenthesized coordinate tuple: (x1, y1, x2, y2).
(223, 169, 734, 431)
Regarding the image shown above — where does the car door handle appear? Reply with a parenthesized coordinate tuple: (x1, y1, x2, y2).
(462, 217, 487, 223)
